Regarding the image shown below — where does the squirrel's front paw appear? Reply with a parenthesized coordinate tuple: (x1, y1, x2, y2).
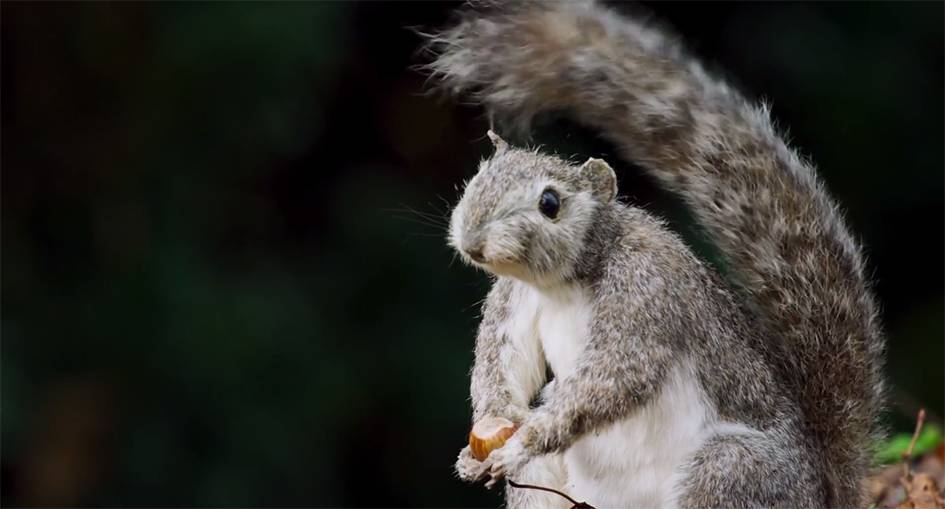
(485, 436, 531, 488)
(455, 445, 489, 482)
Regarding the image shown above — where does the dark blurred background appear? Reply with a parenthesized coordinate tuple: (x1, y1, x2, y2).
(2, 1, 942, 507)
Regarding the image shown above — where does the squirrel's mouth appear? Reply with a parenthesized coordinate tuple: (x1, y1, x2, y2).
(475, 258, 528, 280)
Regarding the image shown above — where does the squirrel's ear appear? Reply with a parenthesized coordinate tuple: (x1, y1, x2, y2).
(487, 130, 509, 154)
(580, 158, 617, 202)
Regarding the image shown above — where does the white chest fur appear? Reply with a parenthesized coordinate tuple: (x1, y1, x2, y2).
(505, 280, 718, 509)
(534, 284, 594, 379)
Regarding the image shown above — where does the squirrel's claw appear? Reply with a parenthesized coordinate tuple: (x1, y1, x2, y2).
(485, 436, 529, 486)
(455, 445, 491, 482)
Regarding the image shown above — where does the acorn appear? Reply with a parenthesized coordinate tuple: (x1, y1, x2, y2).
(469, 416, 517, 461)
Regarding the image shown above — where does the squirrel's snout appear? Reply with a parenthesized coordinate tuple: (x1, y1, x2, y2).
(464, 246, 487, 263)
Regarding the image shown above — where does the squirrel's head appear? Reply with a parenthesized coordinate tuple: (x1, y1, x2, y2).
(449, 131, 617, 285)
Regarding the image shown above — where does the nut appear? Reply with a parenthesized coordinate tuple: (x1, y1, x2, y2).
(469, 416, 517, 461)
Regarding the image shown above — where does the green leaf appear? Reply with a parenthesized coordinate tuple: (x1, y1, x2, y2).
(874, 424, 943, 465)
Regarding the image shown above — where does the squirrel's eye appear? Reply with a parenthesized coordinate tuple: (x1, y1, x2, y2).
(539, 188, 560, 219)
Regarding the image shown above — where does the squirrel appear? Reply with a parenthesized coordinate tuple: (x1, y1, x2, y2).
(424, 2, 885, 508)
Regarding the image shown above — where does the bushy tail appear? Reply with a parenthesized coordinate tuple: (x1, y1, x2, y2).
(425, 2, 885, 506)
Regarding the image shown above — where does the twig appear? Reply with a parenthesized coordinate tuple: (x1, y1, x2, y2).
(901, 408, 926, 480)
(508, 479, 596, 509)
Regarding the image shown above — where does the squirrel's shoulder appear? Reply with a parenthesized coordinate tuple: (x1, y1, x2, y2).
(585, 203, 709, 283)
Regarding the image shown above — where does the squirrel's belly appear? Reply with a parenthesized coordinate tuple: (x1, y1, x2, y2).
(530, 284, 719, 508)
(563, 360, 716, 509)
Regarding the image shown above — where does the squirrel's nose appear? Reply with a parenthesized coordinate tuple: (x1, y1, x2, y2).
(465, 247, 487, 263)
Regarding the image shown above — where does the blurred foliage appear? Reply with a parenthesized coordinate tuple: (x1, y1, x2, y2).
(1, 2, 942, 507)
(875, 425, 943, 466)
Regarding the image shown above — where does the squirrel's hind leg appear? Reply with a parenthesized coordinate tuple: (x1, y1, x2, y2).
(505, 453, 570, 509)
(678, 429, 823, 509)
